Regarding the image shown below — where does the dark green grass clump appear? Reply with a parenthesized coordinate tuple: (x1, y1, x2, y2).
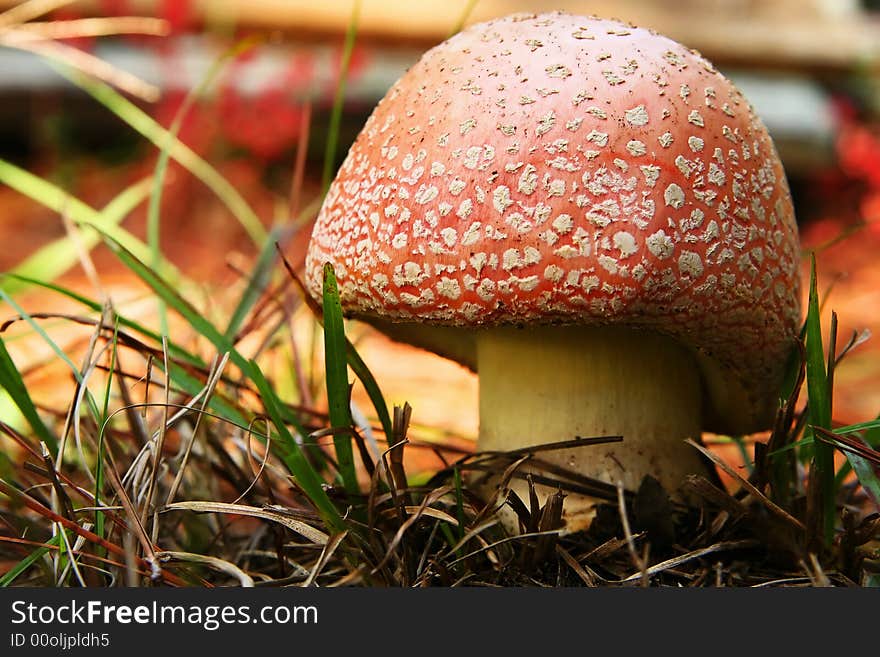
(0, 249, 878, 588)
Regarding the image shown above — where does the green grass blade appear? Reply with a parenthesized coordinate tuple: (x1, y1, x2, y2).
(0, 273, 201, 367)
(730, 435, 755, 476)
(804, 254, 834, 545)
(11, 236, 234, 439)
(453, 466, 465, 542)
(2, 176, 153, 296)
(249, 364, 343, 530)
(322, 263, 358, 495)
(0, 336, 57, 452)
(148, 37, 262, 335)
(322, 0, 361, 191)
(95, 317, 121, 544)
(769, 343, 803, 507)
(0, 289, 104, 446)
(224, 229, 280, 342)
(836, 419, 880, 507)
(99, 232, 241, 363)
(448, 0, 479, 36)
(0, 533, 63, 587)
(99, 232, 281, 404)
(0, 160, 180, 286)
(0, 290, 97, 410)
(768, 436, 812, 456)
(771, 415, 880, 457)
(94, 231, 335, 502)
(834, 419, 880, 435)
(845, 450, 880, 509)
(283, 257, 392, 446)
(346, 342, 394, 445)
(1, 273, 253, 428)
(49, 63, 266, 246)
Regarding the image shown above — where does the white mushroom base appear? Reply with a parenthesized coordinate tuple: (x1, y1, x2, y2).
(476, 325, 710, 532)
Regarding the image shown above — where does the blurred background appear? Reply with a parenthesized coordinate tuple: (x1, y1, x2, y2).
(2, 0, 880, 476)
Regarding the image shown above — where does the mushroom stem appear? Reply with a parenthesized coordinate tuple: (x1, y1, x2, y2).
(476, 325, 709, 530)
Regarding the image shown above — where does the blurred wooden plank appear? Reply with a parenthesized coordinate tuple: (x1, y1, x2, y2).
(3, 0, 880, 70)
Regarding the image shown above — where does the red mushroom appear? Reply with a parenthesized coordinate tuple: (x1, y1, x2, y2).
(306, 12, 801, 529)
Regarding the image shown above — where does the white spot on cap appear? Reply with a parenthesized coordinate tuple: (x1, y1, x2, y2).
(440, 228, 458, 248)
(664, 183, 685, 209)
(463, 146, 481, 169)
(599, 255, 618, 274)
(534, 204, 552, 224)
(436, 277, 462, 299)
(688, 136, 704, 152)
(573, 90, 592, 105)
(502, 248, 524, 271)
(552, 214, 574, 233)
(536, 111, 556, 137)
(624, 105, 649, 126)
(461, 222, 481, 245)
(554, 245, 579, 259)
(658, 132, 674, 148)
(675, 155, 694, 178)
(640, 165, 660, 187)
(548, 179, 566, 196)
(476, 278, 495, 301)
(646, 230, 674, 259)
(585, 106, 608, 120)
(582, 275, 600, 292)
(626, 140, 647, 156)
(457, 199, 473, 219)
(544, 264, 564, 282)
(414, 185, 439, 205)
(545, 64, 572, 78)
(708, 162, 726, 186)
(493, 186, 512, 213)
(613, 231, 638, 258)
(687, 110, 705, 127)
(678, 251, 704, 278)
(396, 261, 428, 286)
(516, 276, 540, 292)
(470, 252, 488, 273)
(586, 130, 609, 147)
(518, 164, 538, 195)
(603, 70, 624, 85)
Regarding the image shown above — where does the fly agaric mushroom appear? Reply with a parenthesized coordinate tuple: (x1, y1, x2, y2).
(305, 12, 801, 528)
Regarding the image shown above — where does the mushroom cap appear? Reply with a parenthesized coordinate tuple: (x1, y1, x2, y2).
(305, 12, 802, 434)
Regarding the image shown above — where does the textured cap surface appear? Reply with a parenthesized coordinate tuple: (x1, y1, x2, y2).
(306, 12, 802, 432)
